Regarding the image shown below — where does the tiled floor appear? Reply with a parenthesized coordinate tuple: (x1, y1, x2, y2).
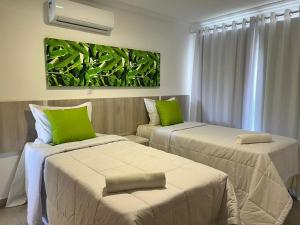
(0, 200, 299, 225)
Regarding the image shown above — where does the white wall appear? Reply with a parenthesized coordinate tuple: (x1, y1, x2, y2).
(0, 0, 193, 199)
(0, 0, 192, 101)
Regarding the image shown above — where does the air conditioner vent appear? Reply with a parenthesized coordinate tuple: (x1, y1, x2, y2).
(48, 0, 114, 35)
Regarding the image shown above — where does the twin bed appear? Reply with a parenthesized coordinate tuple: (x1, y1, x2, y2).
(137, 122, 300, 225)
(5, 99, 299, 225)
(8, 134, 238, 225)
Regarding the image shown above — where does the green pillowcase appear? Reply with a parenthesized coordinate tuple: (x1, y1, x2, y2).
(44, 106, 96, 145)
(156, 100, 183, 126)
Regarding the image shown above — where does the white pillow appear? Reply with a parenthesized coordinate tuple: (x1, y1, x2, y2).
(29, 102, 92, 144)
(144, 98, 175, 125)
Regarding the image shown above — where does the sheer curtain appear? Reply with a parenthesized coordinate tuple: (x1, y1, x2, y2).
(242, 16, 265, 131)
(190, 21, 248, 128)
(190, 31, 203, 122)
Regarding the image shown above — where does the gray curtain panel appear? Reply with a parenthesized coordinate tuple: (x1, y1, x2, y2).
(190, 21, 248, 128)
(261, 11, 300, 140)
(191, 11, 300, 140)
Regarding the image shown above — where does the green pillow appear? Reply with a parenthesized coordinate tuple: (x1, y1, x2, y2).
(44, 106, 96, 145)
(156, 100, 183, 126)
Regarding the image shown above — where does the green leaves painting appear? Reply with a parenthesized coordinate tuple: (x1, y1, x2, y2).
(45, 38, 160, 87)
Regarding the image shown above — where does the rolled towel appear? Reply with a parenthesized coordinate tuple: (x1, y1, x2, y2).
(105, 172, 166, 193)
(236, 133, 272, 144)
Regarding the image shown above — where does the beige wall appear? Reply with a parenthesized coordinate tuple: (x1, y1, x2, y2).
(0, 0, 193, 199)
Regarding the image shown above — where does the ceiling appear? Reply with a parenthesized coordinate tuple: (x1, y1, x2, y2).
(90, 0, 285, 24)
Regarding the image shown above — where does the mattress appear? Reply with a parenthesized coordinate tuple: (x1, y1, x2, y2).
(150, 122, 300, 225)
(9, 135, 239, 225)
(136, 124, 161, 139)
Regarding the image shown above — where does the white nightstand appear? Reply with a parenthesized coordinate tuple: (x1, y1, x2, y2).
(125, 135, 149, 146)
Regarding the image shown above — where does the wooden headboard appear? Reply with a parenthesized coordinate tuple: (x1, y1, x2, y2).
(0, 95, 189, 153)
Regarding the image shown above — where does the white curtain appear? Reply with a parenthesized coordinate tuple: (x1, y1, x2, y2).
(191, 10, 300, 140)
(190, 21, 248, 128)
(261, 10, 300, 140)
(242, 16, 265, 131)
(190, 31, 203, 122)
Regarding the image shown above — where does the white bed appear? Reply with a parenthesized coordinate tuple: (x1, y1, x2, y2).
(7, 134, 239, 225)
(137, 124, 162, 139)
(137, 122, 300, 225)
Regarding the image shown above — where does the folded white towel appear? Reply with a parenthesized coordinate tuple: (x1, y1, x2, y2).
(105, 172, 166, 193)
(236, 133, 273, 144)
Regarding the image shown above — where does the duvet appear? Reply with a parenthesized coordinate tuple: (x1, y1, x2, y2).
(7, 135, 239, 225)
(150, 122, 300, 225)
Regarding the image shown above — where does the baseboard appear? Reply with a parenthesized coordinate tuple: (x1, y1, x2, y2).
(0, 198, 7, 208)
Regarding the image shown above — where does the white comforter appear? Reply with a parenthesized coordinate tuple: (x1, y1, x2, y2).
(8, 135, 127, 225)
(7, 134, 239, 225)
(150, 122, 300, 225)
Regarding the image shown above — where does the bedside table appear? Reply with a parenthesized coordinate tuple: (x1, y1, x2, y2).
(125, 135, 149, 146)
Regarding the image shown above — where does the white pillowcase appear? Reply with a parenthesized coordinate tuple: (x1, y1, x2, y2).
(29, 102, 92, 144)
(144, 98, 175, 125)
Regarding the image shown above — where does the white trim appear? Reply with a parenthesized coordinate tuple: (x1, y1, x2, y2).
(191, 0, 300, 32)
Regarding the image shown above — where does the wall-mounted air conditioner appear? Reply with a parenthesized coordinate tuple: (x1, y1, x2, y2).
(48, 0, 114, 35)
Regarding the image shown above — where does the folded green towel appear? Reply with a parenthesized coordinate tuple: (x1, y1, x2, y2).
(105, 172, 166, 193)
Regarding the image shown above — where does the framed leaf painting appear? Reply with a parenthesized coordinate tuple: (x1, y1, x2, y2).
(45, 38, 160, 87)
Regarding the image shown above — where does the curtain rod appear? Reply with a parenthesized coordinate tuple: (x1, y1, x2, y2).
(192, 9, 300, 33)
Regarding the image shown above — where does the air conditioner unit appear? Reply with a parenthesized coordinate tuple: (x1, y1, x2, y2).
(48, 0, 114, 35)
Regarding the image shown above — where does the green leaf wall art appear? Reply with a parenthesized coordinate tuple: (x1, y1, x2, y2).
(45, 38, 160, 87)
